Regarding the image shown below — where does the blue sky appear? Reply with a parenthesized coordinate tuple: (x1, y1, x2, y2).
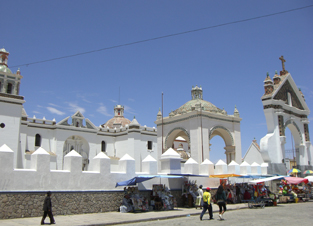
(2, 0, 313, 163)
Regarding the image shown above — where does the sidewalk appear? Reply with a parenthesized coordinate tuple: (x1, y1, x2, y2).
(0, 203, 248, 226)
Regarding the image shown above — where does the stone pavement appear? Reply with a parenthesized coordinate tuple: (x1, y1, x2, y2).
(0, 203, 248, 226)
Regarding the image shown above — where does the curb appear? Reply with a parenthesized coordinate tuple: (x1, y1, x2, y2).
(83, 205, 249, 226)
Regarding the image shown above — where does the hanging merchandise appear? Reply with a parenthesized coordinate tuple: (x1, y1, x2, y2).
(151, 184, 177, 210)
(120, 186, 149, 212)
(181, 179, 198, 207)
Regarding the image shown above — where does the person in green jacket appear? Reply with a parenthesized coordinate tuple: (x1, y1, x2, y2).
(216, 181, 227, 220)
(200, 187, 213, 220)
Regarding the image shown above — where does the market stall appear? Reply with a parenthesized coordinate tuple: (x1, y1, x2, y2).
(279, 177, 309, 203)
(151, 184, 177, 210)
(120, 186, 150, 212)
(116, 175, 182, 212)
(181, 179, 198, 207)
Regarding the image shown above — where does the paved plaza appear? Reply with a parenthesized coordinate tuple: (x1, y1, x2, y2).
(0, 200, 312, 226)
(128, 200, 313, 226)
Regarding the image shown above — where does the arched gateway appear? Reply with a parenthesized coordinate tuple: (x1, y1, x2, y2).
(260, 56, 313, 175)
(155, 86, 242, 168)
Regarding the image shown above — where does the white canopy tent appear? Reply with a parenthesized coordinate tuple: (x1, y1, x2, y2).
(249, 176, 285, 184)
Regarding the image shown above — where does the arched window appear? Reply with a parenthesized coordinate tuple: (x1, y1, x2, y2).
(35, 134, 41, 147)
(7, 83, 12, 94)
(101, 141, 106, 152)
(76, 121, 79, 127)
(0, 81, 2, 92)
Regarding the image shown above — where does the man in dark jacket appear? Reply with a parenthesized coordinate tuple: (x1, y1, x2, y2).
(41, 191, 55, 225)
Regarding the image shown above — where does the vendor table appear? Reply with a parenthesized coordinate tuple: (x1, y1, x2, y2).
(297, 193, 310, 202)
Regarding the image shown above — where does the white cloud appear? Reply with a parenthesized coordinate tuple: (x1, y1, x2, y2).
(76, 93, 93, 103)
(32, 111, 41, 114)
(97, 104, 112, 116)
(124, 105, 136, 115)
(46, 107, 65, 115)
(109, 99, 118, 103)
(128, 98, 135, 102)
(49, 103, 61, 107)
(67, 102, 85, 114)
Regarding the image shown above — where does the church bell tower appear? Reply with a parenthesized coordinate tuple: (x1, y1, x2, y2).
(0, 48, 25, 168)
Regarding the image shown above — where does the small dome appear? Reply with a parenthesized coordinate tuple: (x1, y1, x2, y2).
(263, 72, 273, 83)
(273, 73, 280, 79)
(0, 48, 8, 53)
(0, 65, 12, 73)
(176, 149, 190, 160)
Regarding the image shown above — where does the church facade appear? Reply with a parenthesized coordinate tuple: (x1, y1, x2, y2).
(0, 48, 243, 174)
(0, 48, 158, 172)
(1, 48, 312, 176)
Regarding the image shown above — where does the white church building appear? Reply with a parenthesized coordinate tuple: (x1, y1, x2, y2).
(0, 47, 245, 177)
(0, 48, 312, 192)
(0, 48, 158, 173)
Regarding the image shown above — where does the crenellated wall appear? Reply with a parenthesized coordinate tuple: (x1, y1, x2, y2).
(0, 144, 268, 192)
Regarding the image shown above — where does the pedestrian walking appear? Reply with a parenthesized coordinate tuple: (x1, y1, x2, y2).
(216, 181, 227, 220)
(195, 185, 203, 209)
(200, 187, 213, 220)
(41, 191, 56, 225)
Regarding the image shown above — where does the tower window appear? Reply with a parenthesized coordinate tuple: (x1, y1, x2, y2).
(147, 141, 153, 150)
(7, 83, 12, 94)
(35, 134, 41, 147)
(101, 141, 106, 152)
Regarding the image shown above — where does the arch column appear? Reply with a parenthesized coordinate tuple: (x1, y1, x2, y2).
(0, 79, 3, 92)
(3, 79, 7, 93)
(225, 145, 235, 164)
(280, 136, 286, 161)
(297, 144, 307, 166)
(12, 81, 17, 95)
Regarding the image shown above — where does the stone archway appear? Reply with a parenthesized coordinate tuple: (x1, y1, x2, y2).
(283, 119, 303, 166)
(63, 135, 90, 171)
(165, 127, 190, 151)
(209, 126, 235, 164)
(155, 86, 242, 169)
(164, 127, 191, 160)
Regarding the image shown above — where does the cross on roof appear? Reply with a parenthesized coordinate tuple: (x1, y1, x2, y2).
(279, 55, 286, 71)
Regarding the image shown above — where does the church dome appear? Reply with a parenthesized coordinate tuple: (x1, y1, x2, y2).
(173, 99, 223, 115)
(104, 117, 131, 129)
(173, 86, 223, 115)
(102, 105, 131, 129)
